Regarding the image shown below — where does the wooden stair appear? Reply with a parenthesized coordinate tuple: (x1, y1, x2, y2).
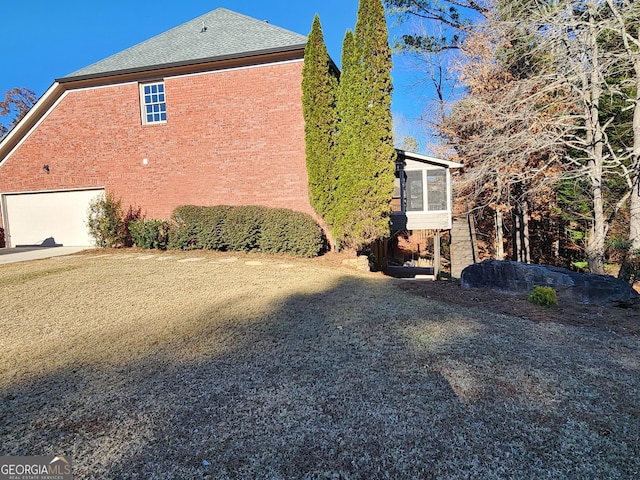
(450, 215, 477, 279)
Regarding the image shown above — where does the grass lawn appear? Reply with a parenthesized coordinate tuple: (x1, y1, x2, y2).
(1, 249, 638, 479)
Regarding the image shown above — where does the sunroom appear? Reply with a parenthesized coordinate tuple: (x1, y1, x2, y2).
(391, 150, 462, 231)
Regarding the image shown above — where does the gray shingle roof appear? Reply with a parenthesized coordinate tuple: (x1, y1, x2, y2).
(60, 8, 307, 81)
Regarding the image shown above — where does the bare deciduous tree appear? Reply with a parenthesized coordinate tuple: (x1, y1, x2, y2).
(445, 0, 638, 274)
(0, 87, 36, 138)
(442, 24, 567, 263)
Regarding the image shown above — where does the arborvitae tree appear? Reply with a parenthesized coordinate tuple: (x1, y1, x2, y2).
(302, 15, 339, 226)
(334, 0, 396, 250)
(334, 30, 362, 244)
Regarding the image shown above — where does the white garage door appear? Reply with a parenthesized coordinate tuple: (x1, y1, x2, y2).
(3, 189, 104, 247)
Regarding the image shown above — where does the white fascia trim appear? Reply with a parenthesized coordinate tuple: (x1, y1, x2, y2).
(0, 83, 59, 149)
(0, 82, 65, 168)
(398, 149, 463, 169)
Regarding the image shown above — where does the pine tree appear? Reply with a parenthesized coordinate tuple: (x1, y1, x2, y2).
(302, 15, 339, 225)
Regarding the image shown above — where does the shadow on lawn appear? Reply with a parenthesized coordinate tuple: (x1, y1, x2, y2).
(1, 275, 639, 479)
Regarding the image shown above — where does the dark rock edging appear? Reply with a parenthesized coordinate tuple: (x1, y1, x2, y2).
(461, 259, 640, 308)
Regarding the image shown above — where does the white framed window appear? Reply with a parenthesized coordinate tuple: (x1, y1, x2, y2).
(426, 169, 447, 211)
(140, 82, 167, 124)
(405, 170, 424, 212)
(402, 168, 448, 213)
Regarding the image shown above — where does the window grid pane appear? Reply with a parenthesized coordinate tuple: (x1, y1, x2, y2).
(426, 169, 447, 211)
(405, 170, 424, 212)
(141, 81, 166, 124)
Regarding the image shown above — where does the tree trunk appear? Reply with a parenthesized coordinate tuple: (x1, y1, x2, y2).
(522, 200, 531, 263)
(620, 60, 640, 283)
(630, 178, 640, 250)
(495, 209, 505, 260)
(513, 207, 522, 262)
(512, 203, 530, 263)
(629, 56, 640, 251)
(605, 0, 640, 253)
(587, 161, 606, 274)
(583, 1, 606, 275)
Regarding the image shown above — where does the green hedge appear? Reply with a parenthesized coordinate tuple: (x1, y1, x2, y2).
(129, 219, 171, 250)
(168, 205, 229, 251)
(169, 205, 324, 257)
(225, 206, 263, 252)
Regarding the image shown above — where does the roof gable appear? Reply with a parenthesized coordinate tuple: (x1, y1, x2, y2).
(60, 8, 307, 81)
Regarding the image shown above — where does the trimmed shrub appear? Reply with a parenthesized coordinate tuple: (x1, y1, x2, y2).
(199, 205, 232, 250)
(0, 227, 4, 248)
(528, 286, 558, 306)
(261, 208, 325, 257)
(225, 206, 264, 252)
(169, 205, 324, 257)
(168, 205, 231, 250)
(167, 205, 202, 250)
(129, 219, 170, 250)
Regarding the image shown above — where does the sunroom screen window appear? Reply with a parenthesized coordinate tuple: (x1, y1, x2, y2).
(406, 170, 423, 212)
(427, 169, 447, 211)
(142, 82, 166, 124)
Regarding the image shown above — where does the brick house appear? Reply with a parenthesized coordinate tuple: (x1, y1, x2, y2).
(0, 8, 314, 247)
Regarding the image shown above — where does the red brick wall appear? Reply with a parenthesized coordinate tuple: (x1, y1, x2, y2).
(0, 60, 314, 222)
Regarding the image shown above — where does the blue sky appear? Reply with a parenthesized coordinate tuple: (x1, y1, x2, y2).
(1, 0, 430, 149)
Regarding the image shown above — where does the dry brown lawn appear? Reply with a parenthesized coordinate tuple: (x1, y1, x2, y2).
(1, 249, 638, 479)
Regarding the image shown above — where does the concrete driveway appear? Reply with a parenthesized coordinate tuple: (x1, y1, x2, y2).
(0, 247, 90, 265)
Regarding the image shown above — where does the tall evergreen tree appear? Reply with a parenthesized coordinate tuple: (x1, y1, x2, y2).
(334, 30, 361, 243)
(302, 15, 339, 225)
(334, 0, 396, 249)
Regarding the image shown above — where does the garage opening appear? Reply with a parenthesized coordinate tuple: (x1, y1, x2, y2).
(2, 188, 105, 247)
